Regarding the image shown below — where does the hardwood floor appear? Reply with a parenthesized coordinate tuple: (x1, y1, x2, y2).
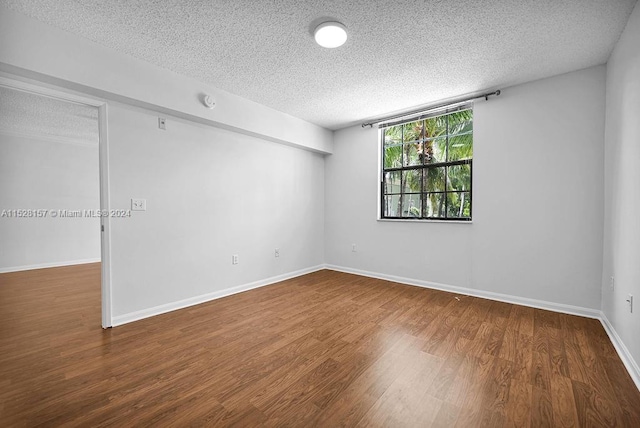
(1, 264, 639, 427)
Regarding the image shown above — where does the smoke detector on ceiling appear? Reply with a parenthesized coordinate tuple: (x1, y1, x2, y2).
(203, 94, 216, 109)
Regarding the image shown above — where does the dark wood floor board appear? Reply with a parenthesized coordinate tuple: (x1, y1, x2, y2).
(505, 303, 534, 336)
(360, 336, 426, 400)
(546, 325, 570, 378)
(531, 319, 554, 392)
(503, 380, 532, 427)
(461, 321, 493, 358)
(425, 287, 461, 307)
(257, 357, 342, 417)
(422, 314, 458, 355)
(349, 286, 390, 307)
(481, 356, 513, 416)
(432, 323, 466, 358)
(534, 307, 563, 330)
(599, 355, 640, 426)
(376, 305, 413, 330)
(454, 405, 505, 428)
(486, 300, 513, 327)
(427, 349, 467, 401)
(483, 323, 507, 356)
(499, 320, 519, 362)
(312, 383, 378, 426)
(464, 353, 499, 407)
(510, 332, 534, 384)
(564, 337, 591, 384)
(445, 353, 483, 409)
(357, 391, 442, 427)
(312, 353, 374, 410)
(531, 348, 553, 392)
(246, 353, 324, 410)
(572, 324, 624, 411)
(550, 374, 579, 428)
(334, 325, 404, 364)
(413, 308, 448, 342)
(458, 296, 492, 339)
(149, 392, 226, 427)
(430, 293, 472, 320)
(587, 322, 619, 359)
(531, 386, 555, 427)
(354, 347, 444, 426)
(431, 401, 461, 427)
(1, 265, 639, 426)
(572, 379, 621, 427)
(405, 306, 439, 338)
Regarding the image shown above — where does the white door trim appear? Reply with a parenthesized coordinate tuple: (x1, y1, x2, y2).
(0, 73, 113, 328)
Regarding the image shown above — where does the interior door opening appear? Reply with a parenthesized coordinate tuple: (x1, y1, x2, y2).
(0, 76, 111, 327)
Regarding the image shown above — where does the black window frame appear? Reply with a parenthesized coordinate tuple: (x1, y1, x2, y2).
(380, 104, 473, 221)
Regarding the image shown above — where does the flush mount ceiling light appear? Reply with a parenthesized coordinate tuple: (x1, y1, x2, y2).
(314, 21, 347, 48)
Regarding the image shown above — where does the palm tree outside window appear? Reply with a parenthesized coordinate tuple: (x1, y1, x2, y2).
(381, 104, 473, 220)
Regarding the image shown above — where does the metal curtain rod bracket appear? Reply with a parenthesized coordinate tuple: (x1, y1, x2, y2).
(361, 89, 501, 128)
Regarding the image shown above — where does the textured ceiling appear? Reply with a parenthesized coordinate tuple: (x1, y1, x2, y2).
(0, 86, 99, 145)
(1, 0, 636, 130)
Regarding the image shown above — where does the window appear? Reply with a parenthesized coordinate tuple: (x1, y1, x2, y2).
(381, 104, 473, 220)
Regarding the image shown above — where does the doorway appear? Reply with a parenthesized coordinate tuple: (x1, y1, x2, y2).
(0, 75, 112, 327)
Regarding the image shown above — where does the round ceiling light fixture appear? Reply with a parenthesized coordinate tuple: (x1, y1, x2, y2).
(314, 21, 347, 48)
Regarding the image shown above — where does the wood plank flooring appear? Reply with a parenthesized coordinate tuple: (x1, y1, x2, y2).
(1, 264, 639, 426)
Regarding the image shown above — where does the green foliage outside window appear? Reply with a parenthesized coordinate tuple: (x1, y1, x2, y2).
(382, 107, 472, 220)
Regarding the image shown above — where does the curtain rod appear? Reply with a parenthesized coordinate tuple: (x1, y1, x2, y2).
(361, 89, 501, 128)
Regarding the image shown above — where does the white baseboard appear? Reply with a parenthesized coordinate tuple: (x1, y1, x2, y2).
(599, 312, 640, 391)
(111, 265, 325, 327)
(324, 264, 601, 319)
(0, 258, 101, 274)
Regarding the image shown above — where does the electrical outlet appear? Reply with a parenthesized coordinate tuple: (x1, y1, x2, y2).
(610, 276, 615, 290)
(158, 117, 166, 130)
(352, 244, 357, 252)
(232, 254, 239, 265)
(131, 198, 147, 211)
(627, 294, 633, 313)
(275, 248, 280, 258)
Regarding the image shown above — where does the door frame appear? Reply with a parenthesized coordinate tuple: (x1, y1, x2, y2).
(0, 73, 113, 328)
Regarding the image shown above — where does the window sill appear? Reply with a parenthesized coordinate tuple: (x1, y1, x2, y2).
(377, 218, 473, 224)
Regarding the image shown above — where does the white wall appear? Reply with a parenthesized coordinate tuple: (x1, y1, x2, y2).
(326, 65, 606, 310)
(0, 134, 100, 271)
(602, 1, 640, 370)
(107, 103, 325, 319)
